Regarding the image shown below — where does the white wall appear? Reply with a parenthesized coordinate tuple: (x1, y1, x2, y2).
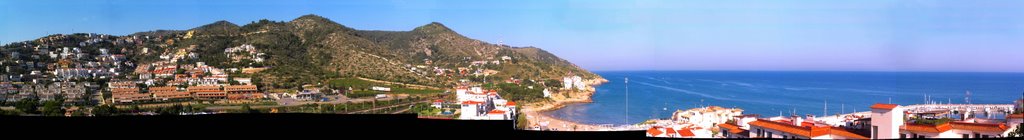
(870, 106, 904, 139)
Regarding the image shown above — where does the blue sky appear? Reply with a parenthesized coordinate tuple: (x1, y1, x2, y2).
(2, 0, 1023, 72)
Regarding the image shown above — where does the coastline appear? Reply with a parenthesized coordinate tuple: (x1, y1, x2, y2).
(522, 77, 611, 131)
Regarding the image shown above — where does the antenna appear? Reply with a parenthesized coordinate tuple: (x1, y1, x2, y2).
(624, 77, 629, 125)
(824, 99, 828, 117)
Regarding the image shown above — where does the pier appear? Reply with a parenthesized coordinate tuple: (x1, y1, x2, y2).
(901, 104, 1015, 114)
(815, 103, 1016, 127)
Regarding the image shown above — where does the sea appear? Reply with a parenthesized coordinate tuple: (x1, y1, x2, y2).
(543, 71, 1024, 125)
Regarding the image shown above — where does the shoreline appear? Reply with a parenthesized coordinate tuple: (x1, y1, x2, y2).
(522, 77, 611, 131)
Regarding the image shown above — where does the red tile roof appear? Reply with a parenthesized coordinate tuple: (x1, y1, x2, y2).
(506, 101, 516, 106)
(870, 103, 899, 110)
(647, 128, 664, 136)
(902, 123, 952, 133)
(718, 123, 747, 134)
(949, 122, 1008, 132)
(460, 101, 484, 105)
(748, 119, 836, 138)
(665, 128, 676, 135)
(487, 110, 506, 114)
(434, 99, 444, 103)
(829, 127, 869, 139)
(677, 129, 696, 137)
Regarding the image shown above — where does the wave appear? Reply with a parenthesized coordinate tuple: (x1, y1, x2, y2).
(780, 86, 901, 96)
(633, 81, 794, 106)
(696, 79, 758, 88)
(783, 87, 830, 91)
(643, 76, 672, 84)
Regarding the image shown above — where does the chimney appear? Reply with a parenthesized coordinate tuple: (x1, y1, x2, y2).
(792, 115, 803, 126)
(806, 114, 816, 122)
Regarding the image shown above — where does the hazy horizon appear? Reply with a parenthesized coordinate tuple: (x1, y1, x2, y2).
(3, 0, 1023, 73)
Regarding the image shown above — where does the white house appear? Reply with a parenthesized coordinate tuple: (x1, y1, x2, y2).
(456, 86, 517, 120)
(542, 88, 551, 98)
(562, 77, 573, 90)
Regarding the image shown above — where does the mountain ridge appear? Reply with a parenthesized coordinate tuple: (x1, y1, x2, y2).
(3, 14, 602, 89)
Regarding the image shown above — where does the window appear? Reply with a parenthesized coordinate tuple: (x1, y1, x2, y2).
(767, 132, 773, 138)
(974, 133, 980, 138)
(963, 134, 969, 138)
(982, 135, 989, 138)
(900, 133, 906, 139)
(783, 135, 788, 139)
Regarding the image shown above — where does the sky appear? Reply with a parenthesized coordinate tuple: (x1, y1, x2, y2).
(2, 0, 1023, 72)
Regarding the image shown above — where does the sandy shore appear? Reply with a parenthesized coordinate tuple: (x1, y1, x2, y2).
(521, 78, 612, 131)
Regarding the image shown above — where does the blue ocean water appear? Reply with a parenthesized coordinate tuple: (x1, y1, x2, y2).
(544, 71, 1024, 125)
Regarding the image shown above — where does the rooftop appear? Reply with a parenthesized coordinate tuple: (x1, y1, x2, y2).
(870, 103, 899, 110)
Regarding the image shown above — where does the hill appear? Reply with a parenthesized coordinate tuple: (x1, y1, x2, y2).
(1, 14, 602, 90)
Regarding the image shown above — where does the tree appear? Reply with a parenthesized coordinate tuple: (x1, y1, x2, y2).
(158, 104, 184, 115)
(516, 107, 529, 129)
(70, 108, 87, 116)
(15, 98, 39, 114)
(183, 104, 194, 113)
(0, 108, 22, 116)
(92, 105, 118, 116)
(240, 104, 257, 113)
(129, 105, 141, 113)
(41, 100, 65, 116)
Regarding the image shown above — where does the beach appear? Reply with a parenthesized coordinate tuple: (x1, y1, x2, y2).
(521, 78, 611, 131)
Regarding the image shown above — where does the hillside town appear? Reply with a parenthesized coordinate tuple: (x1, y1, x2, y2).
(0, 32, 590, 118)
